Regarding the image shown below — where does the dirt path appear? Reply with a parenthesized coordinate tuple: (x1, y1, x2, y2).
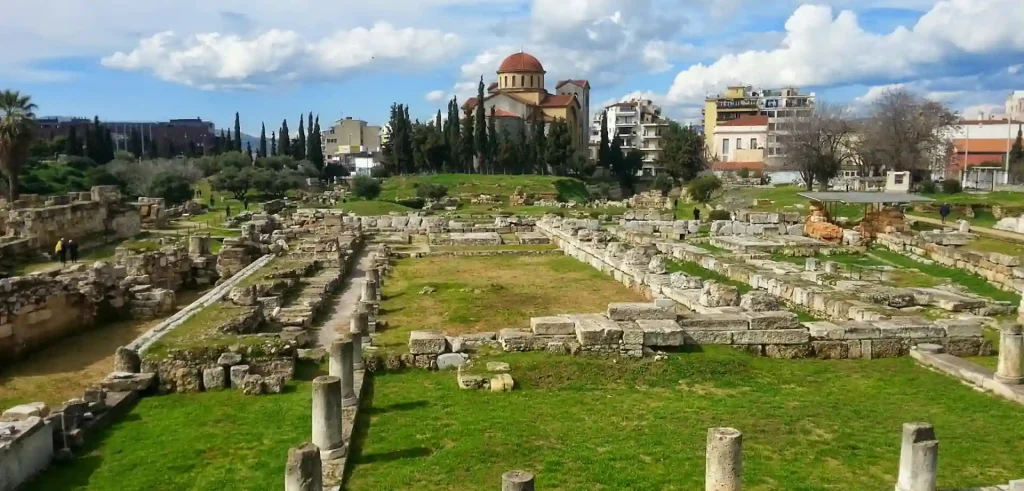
(314, 250, 373, 347)
(907, 214, 1024, 243)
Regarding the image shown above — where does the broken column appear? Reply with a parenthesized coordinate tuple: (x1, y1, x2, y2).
(501, 470, 535, 491)
(823, 261, 838, 274)
(113, 346, 141, 373)
(996, 323, 1023, 385)
(705, 427, 742, 491)
(330, 338, 357, 408)
(362, 279, 378, 312)
(805, 257, 818, 272)
(311, 376, 346, 459)
(367, 267, 381, 300)
(897, 423, 938, 491)
(350, 311, 367, 370)
(285, 442, 323, 491)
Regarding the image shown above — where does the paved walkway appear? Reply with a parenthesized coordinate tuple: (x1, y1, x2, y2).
(315, 250, 373, 348)
(906, 214, 1024, 243)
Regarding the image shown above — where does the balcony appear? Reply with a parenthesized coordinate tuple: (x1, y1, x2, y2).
(616, 119, 636, 127)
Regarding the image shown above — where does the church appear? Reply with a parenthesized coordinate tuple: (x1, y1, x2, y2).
(462, 52, 590, 151)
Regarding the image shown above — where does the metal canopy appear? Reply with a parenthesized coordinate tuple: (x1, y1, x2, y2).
(797, 192, 936, 204)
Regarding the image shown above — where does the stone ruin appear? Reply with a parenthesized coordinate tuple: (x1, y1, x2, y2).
(628, 190, 674, 210)
(803, 201, 844, 242)
(509, 186, 530, 207)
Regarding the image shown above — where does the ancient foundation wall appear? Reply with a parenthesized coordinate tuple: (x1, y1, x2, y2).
(0, 416, 53, 491)
(2, 186, 140, 251)
(877, 232, 1024, 294)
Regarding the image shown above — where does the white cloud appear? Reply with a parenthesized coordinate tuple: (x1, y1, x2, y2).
(101, 23, 462, 89)
(642, 41, 695, 74)
(425, 90, 447, 102)
(666, 0, 1024, 104)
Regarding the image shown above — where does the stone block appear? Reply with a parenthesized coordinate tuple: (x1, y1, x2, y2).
(99, 372, 155, 392)
(413, 355, 438, 370)
(874, 319, 945, 339)
(678, 314, 749, 331)
(699, 281, 740, 307)
(437, 353, 469, 370)
(572, 314, 623, 346)
(945, 337, 989, 357)
(530, 315, 576, 336)
(739, 291, 781, 312)
(811, 341, 849, 359)
(805, 321, 843, 340)
(607, 302, 675, 321)
(409, 330, 447, 355)
(499, 329, 540, 352)
(934, 318, 984, 338)
(1, 402, 50, 422)
(217, 352, 243, 366)
(636, 319, 685, 346)
(489, 373, 514, 392)
(263, 375, 285, 394)
(486, 362, 511, 372)
(747, 311, 799, 330)
(835, 321, 882, 340)
(683, 330, 733, 345)
(242, 374, 264, 395)
(732, 329, 809, 345)
(620, 322, 645, 345)
(765, 344, 813, 359)
(202, 367, 226, 390)
(870, 338, 906, 358)
(230, 365, 250, 388)
(457, 370, 489, 390)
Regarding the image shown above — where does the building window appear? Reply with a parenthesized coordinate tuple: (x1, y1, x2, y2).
(768, 123, 776, 130)
(512, 76, 516, 87)
(750, 138, 757, 149)
(722, 139, 730, 155)
(521, 75, 524, 87)
(529, 75, 533, 86)
(736, 138, 742, 150)
(895, 174, 905, 185)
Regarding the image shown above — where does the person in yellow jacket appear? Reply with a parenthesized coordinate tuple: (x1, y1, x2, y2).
(55, 237, 67, 266)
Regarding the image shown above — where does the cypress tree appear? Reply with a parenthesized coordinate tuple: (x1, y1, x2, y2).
(271, 131, 277, 156)
(129, 129, 143, 158)
(279, 120, 290, 156)
(66, 126, 80, 156)
(447, 97, 462, 173)
(487, 106, 498, 173)
(516, 120, 530, 174)
(296, 114, 306, 160)
(599, 110, 610, 169)
(234, 112, 242, 152)
(310, 116, 325, 173)
(532, 115, 547, 175)
(474, 76, 486, 172)
(461, 113, 474, 173)
(246, 141, 253, 161)
(259, 123, 267, 158)
(307, 112, 315, 159)
(103, 129, 115, 164)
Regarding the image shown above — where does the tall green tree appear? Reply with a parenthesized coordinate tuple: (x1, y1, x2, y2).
(0, 90, 37, 201)
(544, 119, 573, 176)
(310, 116, 325, 174)
(659, 122, 706, 184)
(1009, 126, 1024, 183)
(246, 141, 253, 161)
(279, 120, 290, 156)
(497, 126, 518, 175)
(295, 114, 306, 160)
(516, 120, 530, 175)
(233, 112, 242, 152)
(306, 112, 315, 159)
(487, 106, 499, 173)
(446, 97, 462, 173)
(474, 77, 487, 172)
(129, 129, 143, 158)
(599, 110, 610, 169)
(259, 123, 267, 158)
(531, 115, 547, 175)
(271, 131, 277, 156)
(66, 126, 81, 156)
(460, 113, 474, 173)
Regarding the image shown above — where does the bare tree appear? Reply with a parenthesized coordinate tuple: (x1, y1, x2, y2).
(779, 102, 855, 191)
(855, 88, 958, 180)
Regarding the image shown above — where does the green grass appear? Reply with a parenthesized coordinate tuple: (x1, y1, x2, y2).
(870, 248, 1021, 304)
(429, 244, 559, 252)
(21, 362, 325, 491)
(379, 174, 589, 202)
(964, 237, 1024, 260)
(666, 259, 752, 294)
(6, 233, 152, 275)
(376, 255, 645, 352)
(713, 185, 864, 219)
(346, 350, 1024, 490)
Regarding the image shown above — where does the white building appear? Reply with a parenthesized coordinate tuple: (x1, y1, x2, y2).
(712, 115, 767, 163)
(941, 117, 1022, 186)
(599, 99, 672, 176)
(1007, 91, 1024, 122)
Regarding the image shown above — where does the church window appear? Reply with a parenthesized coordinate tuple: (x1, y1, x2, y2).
(512, 76, 516, 87)
(521, 75, 525, 86)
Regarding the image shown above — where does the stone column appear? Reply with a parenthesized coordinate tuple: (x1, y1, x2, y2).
(285, 442, 323, 491)
(908, 440, 938, 491)
(897, 423, 936, 491)
(113, 346, 141, 373)
(350, 313, 366, 371)
(336, 338, 357, 407)
(705, 427, 742, 491)
(996, 323, 1023, 385)
(367, 267, 379, 288)
(311, 376, 346, 459)
(501, 470, 535, 491)
(362, 279, 377, 309)
(805, 257, 818, 272)
(1009, 479, 1024, 491)
(823, 261, 838, 274)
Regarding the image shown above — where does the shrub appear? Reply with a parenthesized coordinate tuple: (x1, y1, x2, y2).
(737, 167, 750, 179)
(651, 174, 672, 196)
(686, 175, 723, 204)
(352, 175, 382, 200)
(415, 183, 449, 200)
(919, 180, 938, 194)
(147, 172, 193, 206)
(395, 197, 426, 209)
(709, 209, 732, 221)
(941, 179, 962, 194)
(370, 166, 390, 178)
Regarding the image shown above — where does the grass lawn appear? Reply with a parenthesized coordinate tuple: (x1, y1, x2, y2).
(7, 232, 156, 276)
(379, 174, 589, 202)
(869, 249, 1021, 304)
(346, 350, 1024, 490)
(963, 236, 1024, 261)
(666, 259, 752, 294)
(21, 362, 325, 491)
(0, 290, 206, 409)
(713, 185, 864, 219)
(376, 255, 644, 352)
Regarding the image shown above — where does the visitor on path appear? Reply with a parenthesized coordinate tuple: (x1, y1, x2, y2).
(226, 205, 232, 217)
(68, 239, 80, 263)
(243, 198, 249, 210)
(693, 207, 701, 221)
(939, 203, 951, 224)
(55, 237, 67, 266)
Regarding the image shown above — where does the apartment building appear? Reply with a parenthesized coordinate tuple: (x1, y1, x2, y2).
(34, 116, 216, 153)
(703, 86, 814, 163)
(321, 117, 382, 165)
(596, 99, 672, 176)
(712, 115, 768, 163)
(1007, 91, 1024, 122)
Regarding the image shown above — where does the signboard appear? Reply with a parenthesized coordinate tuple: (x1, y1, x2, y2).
(763, 98, 779, 109)
(716, 98, 758, 110)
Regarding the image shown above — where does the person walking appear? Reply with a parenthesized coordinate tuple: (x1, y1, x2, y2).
(939, 203, 951, 224)
(55, 237, 67, 267)
(209, 196, 215, 208)
(68, 239, 80, 263)
(243, 197, 249, 210)
(226, 205, 232, 218)
(693, 207, 701, 222)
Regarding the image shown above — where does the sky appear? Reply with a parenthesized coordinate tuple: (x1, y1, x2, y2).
(3, 0, 1023, 136)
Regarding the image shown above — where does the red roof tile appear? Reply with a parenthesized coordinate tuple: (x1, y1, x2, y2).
(487, 82, 498, 93)
(556, 79, 590, 89)
(952, 139, 1012, 153)
(539, 94, 577, 107)
(491, 108, 521, 118)
(719, 115, 769, 127)
(462, 97, 478, 112)
(498, 52, 545, 73)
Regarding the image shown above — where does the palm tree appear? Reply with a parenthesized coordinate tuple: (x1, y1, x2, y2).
(0, 90, 38, 201)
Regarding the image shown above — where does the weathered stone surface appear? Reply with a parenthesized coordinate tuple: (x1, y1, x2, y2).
(647, 255, 669, 274)
(409, 330, 447, 355)
(945, 337, 989, 357)
(669, 272, 703, 290)
(530, 316, 576, 336)
(413, 355, 438, 370)
(732, 329, 809, 345)
(99, 372, 155, 392)
(242, 374, 264, 395)
(870, 338, 906, 358)
(230, 365, 250, 388)
(437, 353, 469, 370)
(113, 346, 141, 373)
(764, 344, 813, 359)
(572, 314, 623, 346)
(699, 281, 740, 308)
(746, 311, 799, 330)
(499, 329, 539, 351)
(683, 330, 733, 345)
(263, 375, 285, 394)
(739, 291, 781, 312)
(635, 319, 685, 346)
(1, 402, 50, 422)
(486, 362, 511, 372)
(678, 314, 748, 331)
(457, 370, 489, 390)
(811, 341, 849, 359)
(489, 373, 514, 392)
(607, 302, 675, 321)
(202, 366, 226, 390)
(167, 367, 202, 393)
(934, 318, 984, 338)
(217, 352, 243, 366)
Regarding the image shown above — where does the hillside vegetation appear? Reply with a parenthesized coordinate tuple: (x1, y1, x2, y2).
(379, 174, 590, 203)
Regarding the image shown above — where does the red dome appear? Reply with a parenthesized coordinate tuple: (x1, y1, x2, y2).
(498, 52, 545, 73)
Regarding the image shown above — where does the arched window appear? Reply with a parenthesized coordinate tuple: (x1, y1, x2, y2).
(503, 76, 507, 87)
(530, 75, 534, 87)
(521, 75, 525, 87)
(512, 76, 516, 87)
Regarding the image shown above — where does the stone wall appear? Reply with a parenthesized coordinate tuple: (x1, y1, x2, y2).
(0, 415, 53, 491)
(877, 232, 1024, 294)
(1, 186, 140, 251)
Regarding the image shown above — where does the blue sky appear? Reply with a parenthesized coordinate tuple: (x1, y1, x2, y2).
(2, 0, 1022, 136)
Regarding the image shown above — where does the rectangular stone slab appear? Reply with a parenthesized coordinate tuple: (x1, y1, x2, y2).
(677, 314, 749, 331)
(607, 302, 676, 321)
(746, 311, 799, 330)
(636, 319, 685, 346)
(531, 315, 576, 336)
(732, 329, 810, 345)
(408, 330, 447, 355)
(572, 314, 623, 346)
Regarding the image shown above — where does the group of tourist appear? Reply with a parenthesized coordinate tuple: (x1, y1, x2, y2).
(53, 237, 80, 266)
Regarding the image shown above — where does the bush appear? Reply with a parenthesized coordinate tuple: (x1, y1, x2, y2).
(941, 179, 962, 194)
(651, 174, 672, 196)
(415, 183, 449, 200)
(737, 167, 750, 179)
(147, 172, 194, 206)
(352, 175, 382, 200)
(919, 180, 938, 194)
(686, 175, 723, 204)
(370, 166, 390, 178)
(709, 209, 732, 221)
(395, 197, 426, 209)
